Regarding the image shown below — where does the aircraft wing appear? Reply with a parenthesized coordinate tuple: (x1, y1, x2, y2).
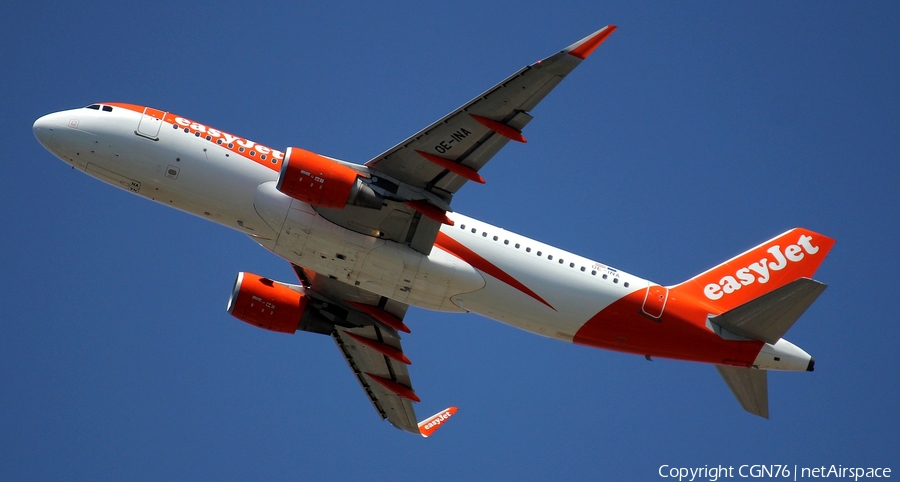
(333, 325, 418, 432)
(365, 25, 617, 199)
(291, 265, 422, 433)
(314, 26, 616, 256)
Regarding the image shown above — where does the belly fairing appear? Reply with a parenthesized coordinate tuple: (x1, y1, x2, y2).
(253, 182, 484, 311)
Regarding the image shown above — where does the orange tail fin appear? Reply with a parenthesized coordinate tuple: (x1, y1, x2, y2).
(671, 228, 835, 314)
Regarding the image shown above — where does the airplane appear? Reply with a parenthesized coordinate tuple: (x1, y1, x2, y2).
(32, 25, 833, 436)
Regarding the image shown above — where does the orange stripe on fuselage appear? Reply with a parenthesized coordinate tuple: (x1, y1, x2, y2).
(573, 288, 764, 365)
(434, 232, 555, 311)
(105, 103, 283, 172)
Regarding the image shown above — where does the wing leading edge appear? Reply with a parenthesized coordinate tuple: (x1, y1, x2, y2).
(365, 25, 617, 200)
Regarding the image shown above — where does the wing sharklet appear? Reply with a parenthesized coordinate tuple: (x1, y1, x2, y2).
(417, 407, 458, 438)
(566, 25, 618, 60)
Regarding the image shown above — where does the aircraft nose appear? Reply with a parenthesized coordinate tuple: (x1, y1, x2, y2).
(33, 113, 57, 150)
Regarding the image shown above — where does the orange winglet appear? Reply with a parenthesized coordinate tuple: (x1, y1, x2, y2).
(404, 200, 454, 226)
(365, 373, 421, 402)
(345, 332, 412, 365)
(469, 114, 527, 143)
(417, 407, 458, 438)
(415, 150, 485, 184)
(347, 301, 411, 333)
(568, 25, 617, 60)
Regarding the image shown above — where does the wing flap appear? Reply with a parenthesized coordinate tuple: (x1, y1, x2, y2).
(293, 265, 422, 433)
(333, 325, 419, 433)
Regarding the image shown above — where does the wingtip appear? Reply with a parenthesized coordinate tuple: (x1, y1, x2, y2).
(417, 406, 458, 438)
(567, 25, 617, 60)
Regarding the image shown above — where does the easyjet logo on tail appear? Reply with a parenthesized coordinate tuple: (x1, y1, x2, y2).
(704, 234, 820, 301)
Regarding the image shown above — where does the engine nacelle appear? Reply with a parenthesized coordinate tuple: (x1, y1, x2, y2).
(276, 147, 382, 209)
(226, 272, 308, 334)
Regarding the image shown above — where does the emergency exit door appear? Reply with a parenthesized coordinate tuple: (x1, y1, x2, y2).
(642, 284, 668, 319)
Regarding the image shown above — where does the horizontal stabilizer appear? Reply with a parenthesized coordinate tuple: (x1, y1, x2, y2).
(716, 365, 769, 418)
(709, 278, 827, 344)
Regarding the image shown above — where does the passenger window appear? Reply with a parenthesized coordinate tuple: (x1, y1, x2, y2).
(515, 243, 520, 249)
(460, 224, 466, 230)
(624, 282, 630, 288)
(526, 247, 531, 252)
(580, 266, 586, 272)
(537, 251, 542, 256)
(493, 236, 498, 241)
(548, 255, 553, 260)
(471, 228, 476, 233)
(602, 274, 608, 279)
(591, 270, 597, 276)
(482, 232, 487, 237)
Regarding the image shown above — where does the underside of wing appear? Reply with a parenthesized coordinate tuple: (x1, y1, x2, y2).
(292, 265, 422, 433)
(365, 25, 617, 199)
(310, 26, 616, 256)
(333, 325, 418, 433)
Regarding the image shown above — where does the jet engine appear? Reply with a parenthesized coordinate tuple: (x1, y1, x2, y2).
(276, 147, 382, 209)
(226, 272, 307, 333)
(226, 272, 337, 335)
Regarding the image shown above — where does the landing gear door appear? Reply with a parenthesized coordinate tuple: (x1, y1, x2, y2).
(136, 107, 166, 140)
(642, 284, 668, 319)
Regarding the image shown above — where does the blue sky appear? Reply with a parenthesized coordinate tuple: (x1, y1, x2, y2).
(2, 2, 898, 480)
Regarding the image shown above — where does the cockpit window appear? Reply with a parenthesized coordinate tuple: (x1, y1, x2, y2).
(102, 105, 112, 112)
(86, 104, 100, 110)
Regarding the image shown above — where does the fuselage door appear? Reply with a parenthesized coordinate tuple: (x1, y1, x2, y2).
(136, 107, 166, 140)
(642, 284, 668, 319)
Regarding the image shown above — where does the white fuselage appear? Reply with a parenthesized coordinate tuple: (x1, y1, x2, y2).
(34, 104, 639, 341)
(34, 103, 812, 372)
